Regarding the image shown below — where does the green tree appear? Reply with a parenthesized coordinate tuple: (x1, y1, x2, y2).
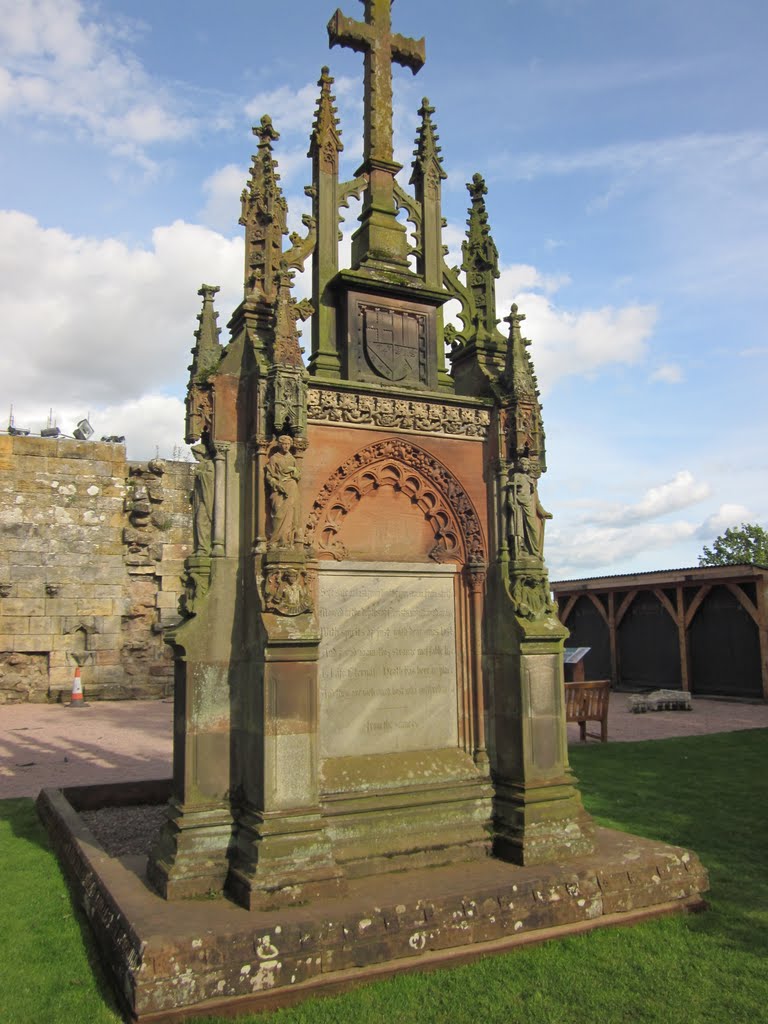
(698, 522, 768, 566)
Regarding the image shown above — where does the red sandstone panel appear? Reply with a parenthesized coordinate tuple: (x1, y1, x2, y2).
(304, 424, 490, 560)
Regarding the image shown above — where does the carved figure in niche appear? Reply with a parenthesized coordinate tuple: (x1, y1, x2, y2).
(265, 435, 302, 546)
(191, 442, 214, 555)
(265, 568, 312, 616)
(507, 460, 552, 559)
(510, 574, 556, 621)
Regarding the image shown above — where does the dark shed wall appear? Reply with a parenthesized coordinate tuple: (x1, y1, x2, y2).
(689, 586, 762, 697)
(618, 591, 681, 690)
(553, 566, 768, 700)
(563, 597, 611, 680)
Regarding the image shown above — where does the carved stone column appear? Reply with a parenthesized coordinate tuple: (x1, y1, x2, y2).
(466, 563, 488, 767)
(486, 567, 595, 866)
(212, 442, 229, 557)
(250, 436, 270, 554)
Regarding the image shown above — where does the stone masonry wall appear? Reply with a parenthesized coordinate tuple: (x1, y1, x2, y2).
(0, 435, 195, 703)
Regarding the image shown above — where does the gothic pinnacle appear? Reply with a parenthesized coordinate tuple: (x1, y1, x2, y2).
(188, 284, 222, 381)
(309, 66, 343, 159)
(240, 114, 289, 305)
(410, 97, 447, 184)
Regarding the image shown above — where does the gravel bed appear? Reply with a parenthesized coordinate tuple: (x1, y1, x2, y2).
(79, 804, 169, 858)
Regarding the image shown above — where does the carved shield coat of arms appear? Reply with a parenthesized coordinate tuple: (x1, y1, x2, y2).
(362, 305, 424, 382)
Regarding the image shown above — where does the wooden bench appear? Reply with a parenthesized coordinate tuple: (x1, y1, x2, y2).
(564, 680, 611, 742)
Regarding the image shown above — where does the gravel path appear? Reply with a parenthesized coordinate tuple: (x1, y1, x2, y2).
(1, 694, 767, 801)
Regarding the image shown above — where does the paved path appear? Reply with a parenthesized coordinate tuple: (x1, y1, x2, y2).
(1, 695, 767, 799)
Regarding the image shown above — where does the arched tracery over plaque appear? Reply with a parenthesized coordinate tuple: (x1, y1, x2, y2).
(305, 437, 486, 565)
(305, 437, 488, 763)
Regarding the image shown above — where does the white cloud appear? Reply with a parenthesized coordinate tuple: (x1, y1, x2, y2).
(505, 289, 656, 392)
(496, 131, 768, 185)
(6, 395, 190, 462)
(199, 164, 248, 232)
(244, 81, 321, 136)
(498, 263, 571, 297)
(549, 519, 699, 578)
(696, 504, 751, 540)
(547, 483, 756, 578)
(584, 471, 711, 528)
(0, 211, 243, 440)
(0, 0, 193, 155)
(244, 74, 359, 139)
(440, 245, 656, 391)
(98, 395, 190, 461)
(651, 363, 684, 383)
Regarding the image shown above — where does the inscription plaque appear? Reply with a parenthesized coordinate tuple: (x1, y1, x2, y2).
(319, 563, 458, 757)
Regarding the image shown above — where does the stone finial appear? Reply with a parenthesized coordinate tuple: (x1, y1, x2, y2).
(273, 270, 312, 369)
(461, 174, 505, 350)
(503, 303, 541, 402)
(501, 303, 547, 474)
(240, 114, 289, 306)
(188, 285, 223, 383)
(308, 66, 343, 168)
(410, 97, 447, 187)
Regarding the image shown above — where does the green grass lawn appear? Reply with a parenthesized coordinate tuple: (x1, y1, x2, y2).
(1, 729, 766, 1024)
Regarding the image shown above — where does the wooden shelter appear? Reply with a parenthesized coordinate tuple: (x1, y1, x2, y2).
(552, 564, 768, 700)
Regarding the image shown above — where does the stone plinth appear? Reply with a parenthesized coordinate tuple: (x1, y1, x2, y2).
(38, 781, 709, 1023)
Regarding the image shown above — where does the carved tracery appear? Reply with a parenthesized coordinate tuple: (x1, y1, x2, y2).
(306, 439, 486, 564)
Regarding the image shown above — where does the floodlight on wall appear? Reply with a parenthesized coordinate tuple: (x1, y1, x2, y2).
(7, 405, 30, 435)
(41, 426, 61, 438)
(73, 418, 94, 440)
(100, 435, 126, 444)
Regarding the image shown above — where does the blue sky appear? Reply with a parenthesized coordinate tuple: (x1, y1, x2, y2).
(0, 0, 766, 578)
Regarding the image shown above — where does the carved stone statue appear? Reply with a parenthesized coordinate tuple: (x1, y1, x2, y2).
(507, 461, 552, 560)
(191, 442, 214, 555)
(265, 568, 312, 616)
(265, 435, 302, 546)
(510, 574, 556, 621)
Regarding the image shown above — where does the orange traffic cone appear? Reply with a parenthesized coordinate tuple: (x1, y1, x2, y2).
(67, 665, 88, 708)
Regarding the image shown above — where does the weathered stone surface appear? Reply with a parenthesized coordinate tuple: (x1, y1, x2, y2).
(0, 435, 195, 701)
(318, 562, 458, 756)
(38, 784, 709, 1022)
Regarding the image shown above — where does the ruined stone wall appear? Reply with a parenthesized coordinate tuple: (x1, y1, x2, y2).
(0, 435, 195, 703)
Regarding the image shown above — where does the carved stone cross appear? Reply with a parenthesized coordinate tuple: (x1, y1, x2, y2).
(328, 0, 425, 165)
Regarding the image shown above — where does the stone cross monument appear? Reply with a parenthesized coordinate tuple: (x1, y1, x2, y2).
(32, 5, 707, 1017)
(148, 0, 595, 907)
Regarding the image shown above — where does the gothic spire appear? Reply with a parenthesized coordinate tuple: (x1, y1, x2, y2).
(240, 115, 288, 306)
(410, 97, 446, 186)
(188, 284, 223, 382)
(503, 303, 540, 401)
(273, 270, 310, 370)
(184, 284, 222, 444)
(501, 303, 546, 473)
(461, 173, 505, 350)
(308, 66, 343, 168)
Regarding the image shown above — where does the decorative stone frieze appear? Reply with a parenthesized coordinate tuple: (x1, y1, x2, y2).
(307, 387, 490, 438)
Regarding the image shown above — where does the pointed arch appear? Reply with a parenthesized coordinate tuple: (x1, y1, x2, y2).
(305, 438, 486, 564)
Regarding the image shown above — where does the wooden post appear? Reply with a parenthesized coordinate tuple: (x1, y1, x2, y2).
(676, 585, 690, 692)
(757, 579, 768, 700)
(608, 591, 618, 688)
